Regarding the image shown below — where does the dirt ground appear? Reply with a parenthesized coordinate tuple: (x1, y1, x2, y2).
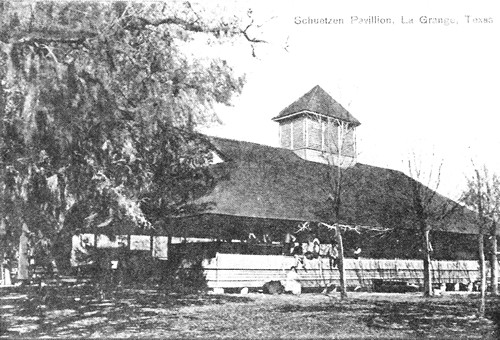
(1, 285, 499, 339)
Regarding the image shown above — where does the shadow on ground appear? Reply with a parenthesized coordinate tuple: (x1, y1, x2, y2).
(3, 287, 500, 339)
(279, 295, 499, 339)
(1, 284, 252, 338)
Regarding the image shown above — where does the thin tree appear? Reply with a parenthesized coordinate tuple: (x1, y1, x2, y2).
(482, 171, 500, 297)
(323, 115, 355, 299)
(461, 165, 500, 316)
(299, 113, 358, 299)
(492, 220, 499, 297)
(407, 155, 441, 297)
(483, 171, 500, 297)
(406, 152, 458, 297)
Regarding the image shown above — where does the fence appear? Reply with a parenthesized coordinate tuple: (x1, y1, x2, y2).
(202, 253, 485, 289)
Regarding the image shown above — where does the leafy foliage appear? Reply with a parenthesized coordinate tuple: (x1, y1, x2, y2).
(0, 1, 258, 270)
(460, 166, 500, 228)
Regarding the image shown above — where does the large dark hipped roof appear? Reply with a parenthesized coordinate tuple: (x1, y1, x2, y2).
(191, 137, 479, 235)
(273, 85, 361, 126)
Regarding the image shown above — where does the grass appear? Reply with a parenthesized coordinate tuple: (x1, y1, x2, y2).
(1, 284, 499, 339)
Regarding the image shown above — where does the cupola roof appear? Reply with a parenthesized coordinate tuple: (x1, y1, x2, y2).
(273, 85, 361, 126)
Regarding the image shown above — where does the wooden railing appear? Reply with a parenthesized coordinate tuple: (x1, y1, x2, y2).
(201, 253, 484, 289)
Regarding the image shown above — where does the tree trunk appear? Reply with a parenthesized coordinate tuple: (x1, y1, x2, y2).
(336, 228, 347, 299)
(0, 231, 4, 285)
(476, 171, 486, 317)
(491, 223, 498, 296)
(411, 178, 433, 298)
(18, 223, 30, 282)
(478, 233, 486, 317)
(0, 247, 3, 286)
(423, 229, 433, 297)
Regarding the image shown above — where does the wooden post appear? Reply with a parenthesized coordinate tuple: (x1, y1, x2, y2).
(167, 235, 171, 262)
(150, 233, 154, 258)
(216, 252, 219, 288)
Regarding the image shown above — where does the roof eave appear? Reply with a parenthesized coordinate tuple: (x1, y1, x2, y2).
(272, 110, 361, 127)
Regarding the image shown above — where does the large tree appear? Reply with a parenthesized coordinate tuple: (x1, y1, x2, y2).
(0, 1, 263, 277)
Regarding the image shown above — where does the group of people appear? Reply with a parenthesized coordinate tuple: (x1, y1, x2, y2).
(282, 233, 341, 269)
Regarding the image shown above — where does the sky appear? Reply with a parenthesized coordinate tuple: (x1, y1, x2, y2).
(200, 0, 500, 200)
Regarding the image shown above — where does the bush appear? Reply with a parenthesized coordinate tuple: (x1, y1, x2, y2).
(157, 244, 210, 294)
(263, 281, 284, 295)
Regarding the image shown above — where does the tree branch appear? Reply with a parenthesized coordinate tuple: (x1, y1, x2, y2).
(296, 221, 390, 235)
(14, 31, 97, 45)
(241, 23, 267, 43)
(135, 15, 267, 45)
(318, 222, 390, 234)
(136, 16, 208, 32)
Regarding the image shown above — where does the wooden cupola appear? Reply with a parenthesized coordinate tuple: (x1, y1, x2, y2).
(272, 85, 360, 167)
